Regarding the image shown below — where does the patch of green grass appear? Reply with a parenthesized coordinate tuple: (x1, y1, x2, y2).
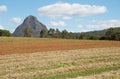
(91, 54, 120, 59)
(42, 62, 71, 69)
(30, 66, 120, 79)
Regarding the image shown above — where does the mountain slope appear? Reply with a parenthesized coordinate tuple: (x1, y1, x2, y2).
(13, 15, 47, 37)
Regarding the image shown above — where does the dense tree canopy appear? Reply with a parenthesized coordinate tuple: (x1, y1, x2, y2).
(105, 28, 120, 41)
(0, 29, 11, 36)
(40, 29, 48, 38)
(39, 28, 120, 41)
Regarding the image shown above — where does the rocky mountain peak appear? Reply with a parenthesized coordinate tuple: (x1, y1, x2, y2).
(24, 15, 37, 23)
(13, 15, 48, 37)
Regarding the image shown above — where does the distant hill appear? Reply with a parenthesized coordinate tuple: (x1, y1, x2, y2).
(83, 27, 120, 36)
(13, 15, 47, 37)
(85, 29, 107, 36)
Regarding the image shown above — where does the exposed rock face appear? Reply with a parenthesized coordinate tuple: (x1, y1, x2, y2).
(13, 15, 47, 37)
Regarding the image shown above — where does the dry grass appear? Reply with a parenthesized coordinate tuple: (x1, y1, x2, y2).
(0, 47, 120, 79)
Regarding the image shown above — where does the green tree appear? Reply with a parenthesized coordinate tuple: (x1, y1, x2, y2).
(40, 29, 48, 38)
(114, 32, 120, 40)
(89, 35, 101, 40)
(79, 33, 89, 39)
(105, 28, 114, 40)
(54, 29, 62, 38)
(0, 29, 11, 36)
(68, 32, 76, 39)
(24, 26, 34, 37)
(105, 28, 120, 40)
(100, 36, 107, 40)
(48, 28, 55, 38)
(61, 30, 69, 39)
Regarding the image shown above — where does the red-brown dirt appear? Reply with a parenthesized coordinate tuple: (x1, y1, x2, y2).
(0, 37, 120, 55)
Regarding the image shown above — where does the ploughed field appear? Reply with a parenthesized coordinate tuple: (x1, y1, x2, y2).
(0, 37, 120, 79)
(0, 37, 120, 55)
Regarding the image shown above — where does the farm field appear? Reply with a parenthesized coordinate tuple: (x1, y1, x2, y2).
(0, 37, 120, 55)
(0, 37, 120, 79)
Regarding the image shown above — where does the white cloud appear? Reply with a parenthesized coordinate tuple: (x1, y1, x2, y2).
(0, 5, 7, 13)
(0, 25, 4, 29)
(10, 17, 22, 24)
(77, 24, 83, 28)
(38, 2, 106, 18)
(80, 29, 91, 32)
(50, 21, 66, 27)
(62, 16, 71, 20)
(87, 20, 120, 29)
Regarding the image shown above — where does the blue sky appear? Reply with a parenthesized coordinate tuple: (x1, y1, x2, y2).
(0, 0, 120, 33)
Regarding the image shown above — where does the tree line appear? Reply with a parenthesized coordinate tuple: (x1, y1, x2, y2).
(39, 28, 120, 41)
(0, 27, 120, 41)
(40, 28, 76, 39)
(0, 29, 11, 37)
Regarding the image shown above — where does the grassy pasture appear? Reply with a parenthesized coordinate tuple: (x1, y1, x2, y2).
(0, 47, 120, 79)
(0, 37, 120, 79)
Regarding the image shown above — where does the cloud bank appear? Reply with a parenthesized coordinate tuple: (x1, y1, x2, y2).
(87, 20, 120, 29)
(38, 2, 106, 19)
(10, 17, 22, 24)
(50, 21, 66, 27)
